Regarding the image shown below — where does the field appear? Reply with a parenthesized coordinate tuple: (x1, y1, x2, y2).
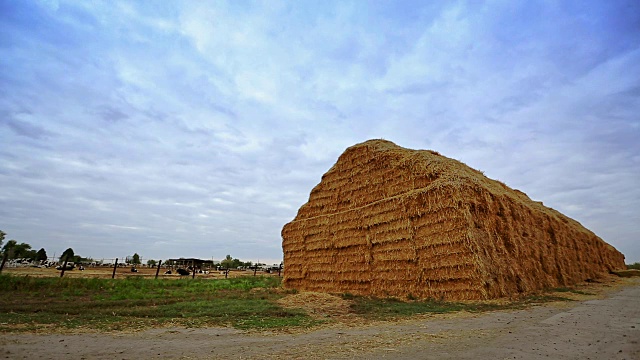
(1, 264, 278, 279)
(0, 267, 629, 334)
(1, 269, 638, 359)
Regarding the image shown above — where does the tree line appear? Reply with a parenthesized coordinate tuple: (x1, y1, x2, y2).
(0, 231, 259, 268)
(0, 230, 88, 263)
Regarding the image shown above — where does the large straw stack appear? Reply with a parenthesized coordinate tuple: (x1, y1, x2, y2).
(281, 139, 625, 300)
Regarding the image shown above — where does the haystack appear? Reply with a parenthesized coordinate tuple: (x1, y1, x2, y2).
(281, 139, 625, 300)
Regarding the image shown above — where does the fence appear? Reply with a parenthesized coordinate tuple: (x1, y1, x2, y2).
(0, 255, 283, 279)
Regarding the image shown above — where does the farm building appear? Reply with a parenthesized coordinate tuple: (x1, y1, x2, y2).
(281, 139, 625, 300)
(166, 258, 217, 270)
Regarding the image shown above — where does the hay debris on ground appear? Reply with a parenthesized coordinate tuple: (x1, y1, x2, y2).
(281, 139, 626, 300)
(277, 292, 353, 318)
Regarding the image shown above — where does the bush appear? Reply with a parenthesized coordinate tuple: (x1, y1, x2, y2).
(627, 262, 640, 270)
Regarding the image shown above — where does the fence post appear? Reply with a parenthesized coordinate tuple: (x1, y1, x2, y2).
(112, 258, 118, 279)
(253, 265, 257, 277)
(60, 259, 68, 278)
(0, 252, 8, 274)
(278, 263, 282, 277)
(155, 260, 162, 279)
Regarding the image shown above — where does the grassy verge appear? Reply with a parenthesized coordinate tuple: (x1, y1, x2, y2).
(343, 292, 572, 320)
(0, 275, 315, 332)
(0, 274, 583, 333)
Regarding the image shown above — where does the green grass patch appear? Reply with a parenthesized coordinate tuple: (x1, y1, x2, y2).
(550, 287, 593, 295)
(0, 274, 312, 332)
(612, 269, 640, 277)
(344, 289, 577, 321)
(346, 295, 521, 320)
(0, 274, 580, 333)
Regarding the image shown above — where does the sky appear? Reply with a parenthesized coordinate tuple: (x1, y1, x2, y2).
(1, 0, 639, 265)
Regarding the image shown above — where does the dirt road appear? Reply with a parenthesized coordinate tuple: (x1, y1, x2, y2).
(1, 279, 638, 360)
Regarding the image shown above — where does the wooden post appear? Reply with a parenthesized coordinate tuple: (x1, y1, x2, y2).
(60, 259, 68, 278)
(225, 268, 228, 279)
(278, 263, 282, 277)
(0, 252, 8, 274)
(112, 258, 118, 279)
(155, 260, 162, 279)
(253, 265, 257, 277)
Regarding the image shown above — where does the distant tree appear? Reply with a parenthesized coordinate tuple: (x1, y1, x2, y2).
(0, 230, 5, 249)
(221, 254, 233, 269)
(0, 240, 35, 260)
(35, 248, 48, 262)
(132, 253, 141, 265)
(14, 243, 33, 259)
(147, 259, 157, 267)
(73, 255, 92, 263)
(2, 240, 17, 258)
(220, 256, 253, 269)
(22, 248, 37, 261)
(60, 248, 75, 262)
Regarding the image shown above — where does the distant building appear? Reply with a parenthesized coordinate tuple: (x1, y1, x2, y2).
(166, 258, 216, 269)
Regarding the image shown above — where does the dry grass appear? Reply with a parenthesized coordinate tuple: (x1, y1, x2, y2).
(277, 291, 352, 319)
(282, 139, 625, 300)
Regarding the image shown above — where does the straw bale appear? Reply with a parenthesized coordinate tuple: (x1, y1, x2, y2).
(282, 139, 626, 300)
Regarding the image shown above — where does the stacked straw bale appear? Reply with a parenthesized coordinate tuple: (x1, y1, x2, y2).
(281, 139, 625, 300)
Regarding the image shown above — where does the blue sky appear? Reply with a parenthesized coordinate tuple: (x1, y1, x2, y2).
(1, 0, 639, 264)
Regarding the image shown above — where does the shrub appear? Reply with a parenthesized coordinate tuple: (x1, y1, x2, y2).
(627, 262, 640, 270)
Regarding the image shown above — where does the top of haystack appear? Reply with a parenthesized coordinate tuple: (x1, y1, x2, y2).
(297, 138, 557, 222)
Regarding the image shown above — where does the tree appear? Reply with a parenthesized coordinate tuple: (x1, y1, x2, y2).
(73, 255, 92, 263)
(231, 258, 242, 268)
(60, 248, 75, 262)
(14, 243, 33, 259)
(35, 248, 48, 262)
(2, 240, 18, 259)
(0, 230, 5, 249)
(147, 259, 157, 267)
(1, 240, 36, 260)
(221, 254, 233, 269)
(132, 253, 141, 265)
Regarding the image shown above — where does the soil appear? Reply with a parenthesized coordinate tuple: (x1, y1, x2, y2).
(1, 277, 638, 359)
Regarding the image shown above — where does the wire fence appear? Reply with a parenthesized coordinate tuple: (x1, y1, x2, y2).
(0, 255, 283, 279)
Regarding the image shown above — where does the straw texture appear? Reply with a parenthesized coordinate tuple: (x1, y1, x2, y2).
(281, 139, 626, 300)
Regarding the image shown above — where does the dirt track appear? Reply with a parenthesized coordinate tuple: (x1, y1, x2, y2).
(1, 279, 639, 360)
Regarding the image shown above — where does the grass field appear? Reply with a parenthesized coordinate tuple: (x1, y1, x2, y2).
(0, 269, 611, 334)
(0, 274, 311, 332)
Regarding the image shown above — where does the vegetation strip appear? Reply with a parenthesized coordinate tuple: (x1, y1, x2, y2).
(0, 274, 596, 333)
(0, 275, 313, 332)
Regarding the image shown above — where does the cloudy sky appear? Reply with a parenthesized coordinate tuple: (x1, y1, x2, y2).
(1, 0, 639, 264)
